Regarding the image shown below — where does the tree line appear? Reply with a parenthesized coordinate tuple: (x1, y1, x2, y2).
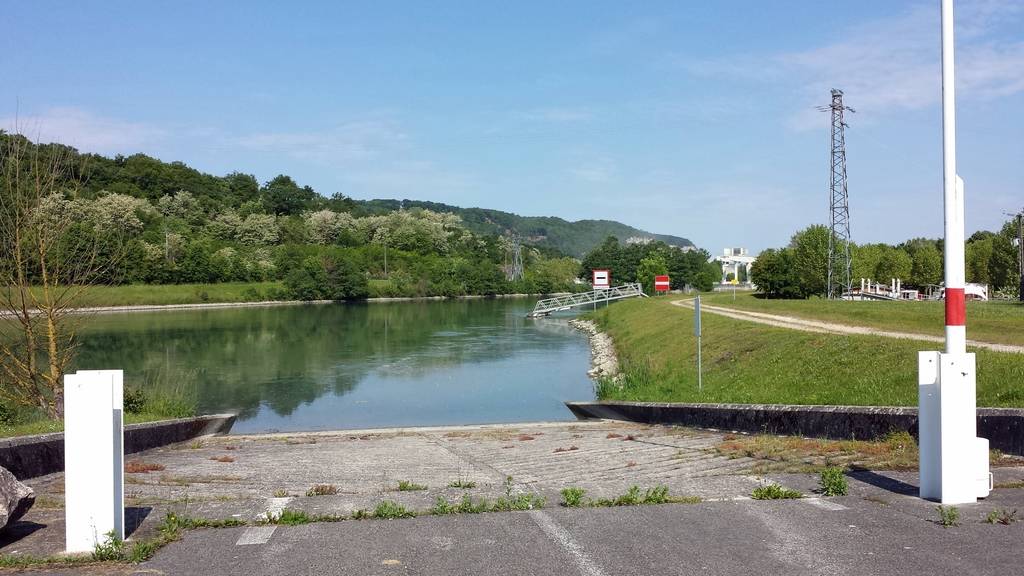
(0, 131, 585, 302)
(578, 236, 722, 294)
(752, 224, 1021, 299)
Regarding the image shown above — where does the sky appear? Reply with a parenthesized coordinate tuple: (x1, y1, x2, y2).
(3, 0, 1023, 254)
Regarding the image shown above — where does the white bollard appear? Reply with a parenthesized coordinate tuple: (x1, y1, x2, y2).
(64, 370, 125, 553)
(918, 352, 988, 504)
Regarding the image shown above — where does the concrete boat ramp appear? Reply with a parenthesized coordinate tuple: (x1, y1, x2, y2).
(4, 420, 1024, 574)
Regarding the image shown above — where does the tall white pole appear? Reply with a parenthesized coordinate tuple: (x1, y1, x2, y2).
(941, 0, 966, 354)
(917, 0, 988, 505)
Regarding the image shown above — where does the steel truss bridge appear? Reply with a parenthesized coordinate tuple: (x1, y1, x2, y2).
(527, 283, 646, 317)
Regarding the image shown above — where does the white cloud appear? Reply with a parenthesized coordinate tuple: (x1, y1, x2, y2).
(1, 106, 164, 154)
(678, 1, 1024, 130)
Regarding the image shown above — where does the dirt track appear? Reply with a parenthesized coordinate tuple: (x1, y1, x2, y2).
(671, 299, 1024, 354)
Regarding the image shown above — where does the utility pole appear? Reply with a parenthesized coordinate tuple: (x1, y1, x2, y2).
(507, 234, 524, 282)
(820, 89, 854, 300)
(1017, 211, 1023, 302)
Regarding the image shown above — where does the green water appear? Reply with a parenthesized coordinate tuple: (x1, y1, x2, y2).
(74, 299, 595, 433)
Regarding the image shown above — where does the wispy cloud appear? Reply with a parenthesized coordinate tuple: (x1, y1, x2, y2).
(569, 157, 616, 183)
(1, 106, 165, 154)
(232, 120, 410, 164)
(678, 1, 1024, 130)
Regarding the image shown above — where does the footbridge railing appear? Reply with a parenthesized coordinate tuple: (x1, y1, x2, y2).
(527, 283, 646, 317)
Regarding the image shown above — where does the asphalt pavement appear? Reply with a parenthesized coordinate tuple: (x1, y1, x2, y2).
(16, 484, 1024, 576)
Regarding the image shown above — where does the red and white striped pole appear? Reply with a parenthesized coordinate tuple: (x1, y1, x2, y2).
(918, 0, 989, 505)
(941, 0, 966, 355)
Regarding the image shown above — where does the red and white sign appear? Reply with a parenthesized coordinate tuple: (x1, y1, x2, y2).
(654, 275, 670, 293)
(592, 269, 610, 289)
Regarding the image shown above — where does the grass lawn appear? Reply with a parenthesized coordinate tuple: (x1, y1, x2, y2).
(590, 297, 1024, 408)
(61, 281, 285, 307)
(701, 292, 1024, 347)
(0, 412, 191, 439)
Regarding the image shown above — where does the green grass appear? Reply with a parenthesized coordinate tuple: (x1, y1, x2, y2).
(591, 298, 1024, 407)
(8, 281, 286, 308)
(396, 480, 428, 491)
(0, 411, 194, 439)
(702, 292, 1024, 348)
(752, 483, 803, 500)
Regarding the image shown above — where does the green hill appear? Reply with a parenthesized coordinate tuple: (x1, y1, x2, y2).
(357, 199, 693, 258)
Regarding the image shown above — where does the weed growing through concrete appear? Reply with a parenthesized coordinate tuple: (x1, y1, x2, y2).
(351, 509, 371, 520)
(994, 481, 1024, 489)
(273, 489, 289, 498)
(587, 485, 682, 507)
(819, 466, 848, 496)
(306, 484, 339, 496)
(91, 531, 125, 562)
(561, 487, 586, 507)
(751, 483, 802, 500)
(984, 509, 1018, 525)
(448, 479, 476, 489)
(397, 480, 428, 491)
(553, 445, 579, 453)
(125, 461, 166, 474)
(209, 455, 235, 463)
(936, 505, 960, 527)
(375, 500, 416, 519)
(268, 509, 313, 525)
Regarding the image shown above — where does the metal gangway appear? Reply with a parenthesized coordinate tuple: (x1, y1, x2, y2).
(527, 283, 646, 317)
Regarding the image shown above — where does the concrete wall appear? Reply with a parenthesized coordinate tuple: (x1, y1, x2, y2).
(566, 402, 1024, 456)
(0, 414, 236, 480)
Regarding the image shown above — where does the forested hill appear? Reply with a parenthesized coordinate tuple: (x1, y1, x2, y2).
(357, 199, 693, 258)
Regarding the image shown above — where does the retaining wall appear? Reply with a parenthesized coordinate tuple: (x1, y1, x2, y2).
(0, 414, 236, 480)
(565, 401, 1024, 456)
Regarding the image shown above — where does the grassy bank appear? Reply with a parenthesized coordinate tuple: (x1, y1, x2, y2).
(65, 282, 286, 307)
(590, 297, 1024, 407)
(1, 381, 195, 438)
(702, 292, 1024, 347)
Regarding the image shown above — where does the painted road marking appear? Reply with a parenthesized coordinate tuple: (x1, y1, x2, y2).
(529, 511, 607, 576)
(262, 496, 292, 520)
(236, 526, 277, 546)
(804, 498, 848, 511)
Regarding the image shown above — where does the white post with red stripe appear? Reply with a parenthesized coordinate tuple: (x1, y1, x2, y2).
(918, 0, 990, 505)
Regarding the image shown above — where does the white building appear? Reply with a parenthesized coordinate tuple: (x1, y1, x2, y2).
(714, 247, 757, 284)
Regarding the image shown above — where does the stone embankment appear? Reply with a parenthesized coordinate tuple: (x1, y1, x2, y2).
(570, 319, 619, 381)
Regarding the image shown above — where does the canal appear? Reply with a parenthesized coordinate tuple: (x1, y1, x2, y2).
(74, 299, 595, 433)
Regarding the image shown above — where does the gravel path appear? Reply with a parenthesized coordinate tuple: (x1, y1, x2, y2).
(671, 299, 1024, 354)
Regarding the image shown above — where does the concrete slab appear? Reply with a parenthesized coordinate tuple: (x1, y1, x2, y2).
(5, 419, 1024, 569)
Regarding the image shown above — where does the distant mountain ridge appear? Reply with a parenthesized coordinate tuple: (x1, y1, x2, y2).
(356, 199, 693, 258)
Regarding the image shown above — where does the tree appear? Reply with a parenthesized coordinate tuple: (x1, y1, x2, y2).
(874, 246, 912, 282)
(0, 132, 125, 418)
(789, 225, 830, 297)
(909, 240, 937, 286)
(750, 248, 802, 298)
(261, 175, 315, 216)
(636, 254, 668, 295)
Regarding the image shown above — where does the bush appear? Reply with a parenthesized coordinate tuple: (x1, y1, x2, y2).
(819, 466, 848, 496)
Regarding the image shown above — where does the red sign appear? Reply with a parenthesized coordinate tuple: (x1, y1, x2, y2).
(654, 275, 670, 293)
(592, 269, 610, 289)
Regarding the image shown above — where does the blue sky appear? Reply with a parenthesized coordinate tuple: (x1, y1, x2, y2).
(4, 0, 1023, 253)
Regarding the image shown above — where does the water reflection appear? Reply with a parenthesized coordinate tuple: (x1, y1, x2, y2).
(74, 299, 594, 432)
